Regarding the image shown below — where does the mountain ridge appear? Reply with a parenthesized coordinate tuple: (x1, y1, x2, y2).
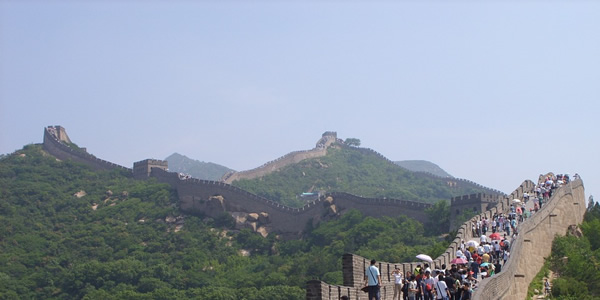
(394, 160, 453, 178)
(165, 152, 233, 181)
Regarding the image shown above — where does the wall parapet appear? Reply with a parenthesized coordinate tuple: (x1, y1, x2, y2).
(473, 179, 585, 300)
(152, 167, 433, 233)
(306, 179, 542, 299)
(42, 126, 131, 173)
(222, 134, 337, 184)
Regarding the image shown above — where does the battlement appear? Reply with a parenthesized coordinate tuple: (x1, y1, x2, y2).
(47, 125, 72, 144)
(307, 180, 585, 300)
(451, 193, 503, 205)
(41, 126, 501, 237)
(321, 131, 337, 138)
(223, 131, 340, 184)
(133, 159, 168, 179)
(150, 166, 433, 235)
(43, 126, 131, 173)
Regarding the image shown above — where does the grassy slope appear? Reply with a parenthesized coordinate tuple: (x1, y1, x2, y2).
(233, 146, 488, 207)
(0, 145, 449, 299)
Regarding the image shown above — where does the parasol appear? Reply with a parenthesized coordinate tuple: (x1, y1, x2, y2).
(416, 254, 433, 263)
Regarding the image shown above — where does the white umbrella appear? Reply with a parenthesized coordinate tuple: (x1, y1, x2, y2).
(466, 240, 479, 248)
(416, 254, 433, 263)
(512, 199, 521, 204)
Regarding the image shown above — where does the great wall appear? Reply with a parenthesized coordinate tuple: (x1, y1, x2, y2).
(222, 131, 504, 197)
(305, 179, 586, 300)
(41, 126, 587, 299)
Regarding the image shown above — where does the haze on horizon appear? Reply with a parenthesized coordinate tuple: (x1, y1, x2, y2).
(1, 1, 598, 201)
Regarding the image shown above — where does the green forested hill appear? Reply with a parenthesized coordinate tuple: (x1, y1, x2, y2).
(0, 145, 449, 299)
(233, 146, 492, 207)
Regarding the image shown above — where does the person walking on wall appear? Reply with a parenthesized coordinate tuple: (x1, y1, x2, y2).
(434, 274, 450, 300)
(365, 259, 382, 300)
(407, 275, 418, 300)
(421, 270, 435, 300)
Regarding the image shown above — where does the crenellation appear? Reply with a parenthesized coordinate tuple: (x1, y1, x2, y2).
(43, 126, 131, 173)
(45, 125, 556, 297)
(306, 181, 586, 300)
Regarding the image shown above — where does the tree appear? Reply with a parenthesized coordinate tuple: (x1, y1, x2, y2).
(424, 200, 450, 236)
(344, 138, 361, 147)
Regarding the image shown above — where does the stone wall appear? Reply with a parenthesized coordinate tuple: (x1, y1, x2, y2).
(42, 126, 131, 173)
(473, 179, 586, 300)
(222, 133, 338, 184)
(40, 126, 434, 237)
(306, 179, 540, 300)
(222, 147, 329, 183)
(449, 193, 505, 230)
(151, 168, 432, 237)
(222, 137, 504, 200)
(40, 125, 510, 239)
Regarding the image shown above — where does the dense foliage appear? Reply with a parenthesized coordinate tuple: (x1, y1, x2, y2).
(0, 145, 448, 299)
(542, 203, 600, 299)
(233, 146, 488, 207)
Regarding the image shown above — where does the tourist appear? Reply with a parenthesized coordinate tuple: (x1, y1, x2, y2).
(393, 268, 404, 300)
(460, 282, 472, 300)
(402, 272, 411, 300)
(434, 274, 450, 300)
(494, 259, 502, 274)
(421, 270, 435, 300)
(408, 275, 418, 300)
(364, 259, 381, 300)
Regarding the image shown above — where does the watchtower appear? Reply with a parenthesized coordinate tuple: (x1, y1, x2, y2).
(449, 193, 504, 230)
(133, 159, 168, 179)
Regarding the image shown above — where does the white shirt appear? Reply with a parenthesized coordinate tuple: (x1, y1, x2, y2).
(483, 244, 491, 253)
(394, 273, 403, 284)
(494, 242, 501, 251)
(477, 246, 484, 255)
(435, 280, 448, 299)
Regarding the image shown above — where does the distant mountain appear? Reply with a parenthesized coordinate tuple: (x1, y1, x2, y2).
(165, 153, 234, 181)
(394, 160, 453, 178)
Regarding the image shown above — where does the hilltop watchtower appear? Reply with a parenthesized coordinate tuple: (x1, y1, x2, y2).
(46, 125, 72, 144)
(133, 159, 168, 179)
(316, 131, 338, 148)
(450, 193, 504, 230)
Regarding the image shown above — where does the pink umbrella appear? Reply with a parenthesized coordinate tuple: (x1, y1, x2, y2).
(450, 257, 468, 264)
(489, 232, 503, 240)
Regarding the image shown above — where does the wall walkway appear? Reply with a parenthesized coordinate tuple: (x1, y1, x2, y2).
(42, 126, 131, 172)
(307, 179, 588, 300)
(473, 179, 586, 300)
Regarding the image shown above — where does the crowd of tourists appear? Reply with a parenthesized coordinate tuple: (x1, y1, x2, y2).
(360, 173, 574, 300)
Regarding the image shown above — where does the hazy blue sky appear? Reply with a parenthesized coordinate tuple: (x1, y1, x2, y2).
(1, 1, 598, 201)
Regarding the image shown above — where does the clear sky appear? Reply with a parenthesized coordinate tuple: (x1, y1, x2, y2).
(1, 1, 598, 202)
